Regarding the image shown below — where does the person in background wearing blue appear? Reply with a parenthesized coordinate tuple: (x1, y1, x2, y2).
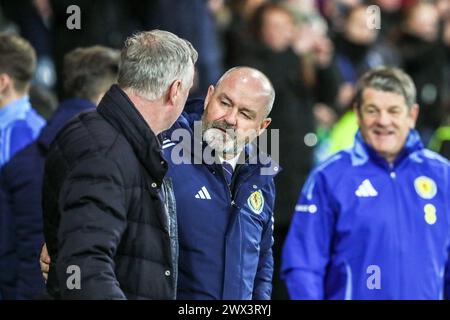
(281, 67, 450, 300)
(0, 46, 119, 300)
(0, 32, 45, 168)
(162, 67, 278, 299)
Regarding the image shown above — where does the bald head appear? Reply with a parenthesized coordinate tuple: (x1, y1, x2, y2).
(215, 67, 275, 117)
(202, 67, 274, 158)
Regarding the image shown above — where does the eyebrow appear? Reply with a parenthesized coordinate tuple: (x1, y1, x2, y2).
(364, 104, 402, 109)
(240, 107, 257, 118)
(218, 92, 258, 117)
(218, 93, 233, 104)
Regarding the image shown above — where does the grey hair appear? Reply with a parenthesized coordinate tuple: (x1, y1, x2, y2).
(353, 66, 417, 110)
(216, 66, 275, 117)
(118, 30, 198, 100)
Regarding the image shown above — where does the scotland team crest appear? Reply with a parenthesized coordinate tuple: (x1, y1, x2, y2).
(414, 176, 437, 199)
(248, 190, 264, 215)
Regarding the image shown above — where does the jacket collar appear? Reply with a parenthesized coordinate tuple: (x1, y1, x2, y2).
(0, 96, 31, 128)
(97, 85, 167, 185)
(38, 98, 96, 150)
(351, 129, 424, 169)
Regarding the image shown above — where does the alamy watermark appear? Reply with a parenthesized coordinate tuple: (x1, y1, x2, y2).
(165, 121, 280, 176)
(366, 5, 381, 30)
(366, 265, 381, 290)
(66, 265, 81, 290)
(66, 5, 81, 30)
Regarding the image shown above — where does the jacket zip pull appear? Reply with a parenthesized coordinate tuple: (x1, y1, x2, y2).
(230, 200, 240, 209)
(389, 163, 396, 179)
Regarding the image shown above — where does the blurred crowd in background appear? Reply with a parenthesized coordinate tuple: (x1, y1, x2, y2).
(2, 0, 450, 299)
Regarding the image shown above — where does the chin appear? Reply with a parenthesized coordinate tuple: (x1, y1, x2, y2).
(373, 145, 397, 155)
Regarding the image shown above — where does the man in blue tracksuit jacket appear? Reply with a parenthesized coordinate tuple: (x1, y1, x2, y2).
(282, 67, 450, 299)
(162, 67, 279, 299)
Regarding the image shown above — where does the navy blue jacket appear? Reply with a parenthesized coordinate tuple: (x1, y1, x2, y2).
(162, 100, 279, 299)
(0, 99, 95, 300)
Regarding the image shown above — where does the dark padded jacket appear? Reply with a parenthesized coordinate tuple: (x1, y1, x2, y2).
(42, 85, 178, 299)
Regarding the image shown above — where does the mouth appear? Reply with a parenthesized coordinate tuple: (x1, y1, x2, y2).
(373, 129, 395, 138)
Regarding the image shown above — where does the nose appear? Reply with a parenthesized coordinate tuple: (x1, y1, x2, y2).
(224, 107, 238, 127)
(376, 110, 391, 126)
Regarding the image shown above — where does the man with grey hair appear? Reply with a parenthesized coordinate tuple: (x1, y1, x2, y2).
(41, 30, 197, 299)
(161, 66, 279, 299)
(282, 67, 450, 299)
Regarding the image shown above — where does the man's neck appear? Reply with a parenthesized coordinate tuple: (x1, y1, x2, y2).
(123, 88, 166, 135)
(218, 152, 241, 170)
(0, 92, 26, 109)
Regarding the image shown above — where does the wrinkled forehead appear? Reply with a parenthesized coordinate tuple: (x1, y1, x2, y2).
(361, 88, 409, 109)
(215, 72, 271, 112)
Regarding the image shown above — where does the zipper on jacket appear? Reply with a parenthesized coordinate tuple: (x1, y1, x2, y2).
(388, 164, 402, 297)
(389, 164, 397, 179)
(234, 165, 260, 201)
(216, 163, 238, 207)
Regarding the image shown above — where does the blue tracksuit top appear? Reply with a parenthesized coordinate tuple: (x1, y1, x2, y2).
(0, 96, 45, 167)
(281, 130, 450, 300)
(162, 99, 279, 300)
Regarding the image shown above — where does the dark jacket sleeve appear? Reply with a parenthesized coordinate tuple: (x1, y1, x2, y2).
(252, 181, 275, 300)
(3, 152, 46, 300)
(0, 169, 16, 299)
(56, 156, 127, 299)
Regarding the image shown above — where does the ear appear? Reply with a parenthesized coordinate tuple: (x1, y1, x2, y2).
(258, 117, 272, 135)
(204, 85, 215, 110)
(409, 104, 419, 128)
(0, 73, 11, 93)
(353, 104, 363, 126)
(168, 79, 182, 107)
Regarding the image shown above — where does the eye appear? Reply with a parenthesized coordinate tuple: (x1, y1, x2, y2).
(389, 108, 400, 115)
(221, 100, 231, 107)
(241, 112, 252, 119)
(365, 108, 377, 115)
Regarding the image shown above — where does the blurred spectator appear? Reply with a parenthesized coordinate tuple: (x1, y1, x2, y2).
(439, 18, 450, 124)
(314, 108, 358, 164)
(1, 0, 56, 88)
(138, 0, 223, 97)
(437, 0, 450, 20)
(50, 0, 137, 99)
(224, 0, 267, 68)
(0, 45, 119, 300)
(371, 0, 403, 42)
(398, 2, 445, 139)
(0, 2, 18, 32)
(318, 0, 362, 33)
(428, 122, 450, 159)
(0, 32, 45, 168)
(334, 4, 399, 110)
(29, 84, 57, 120)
